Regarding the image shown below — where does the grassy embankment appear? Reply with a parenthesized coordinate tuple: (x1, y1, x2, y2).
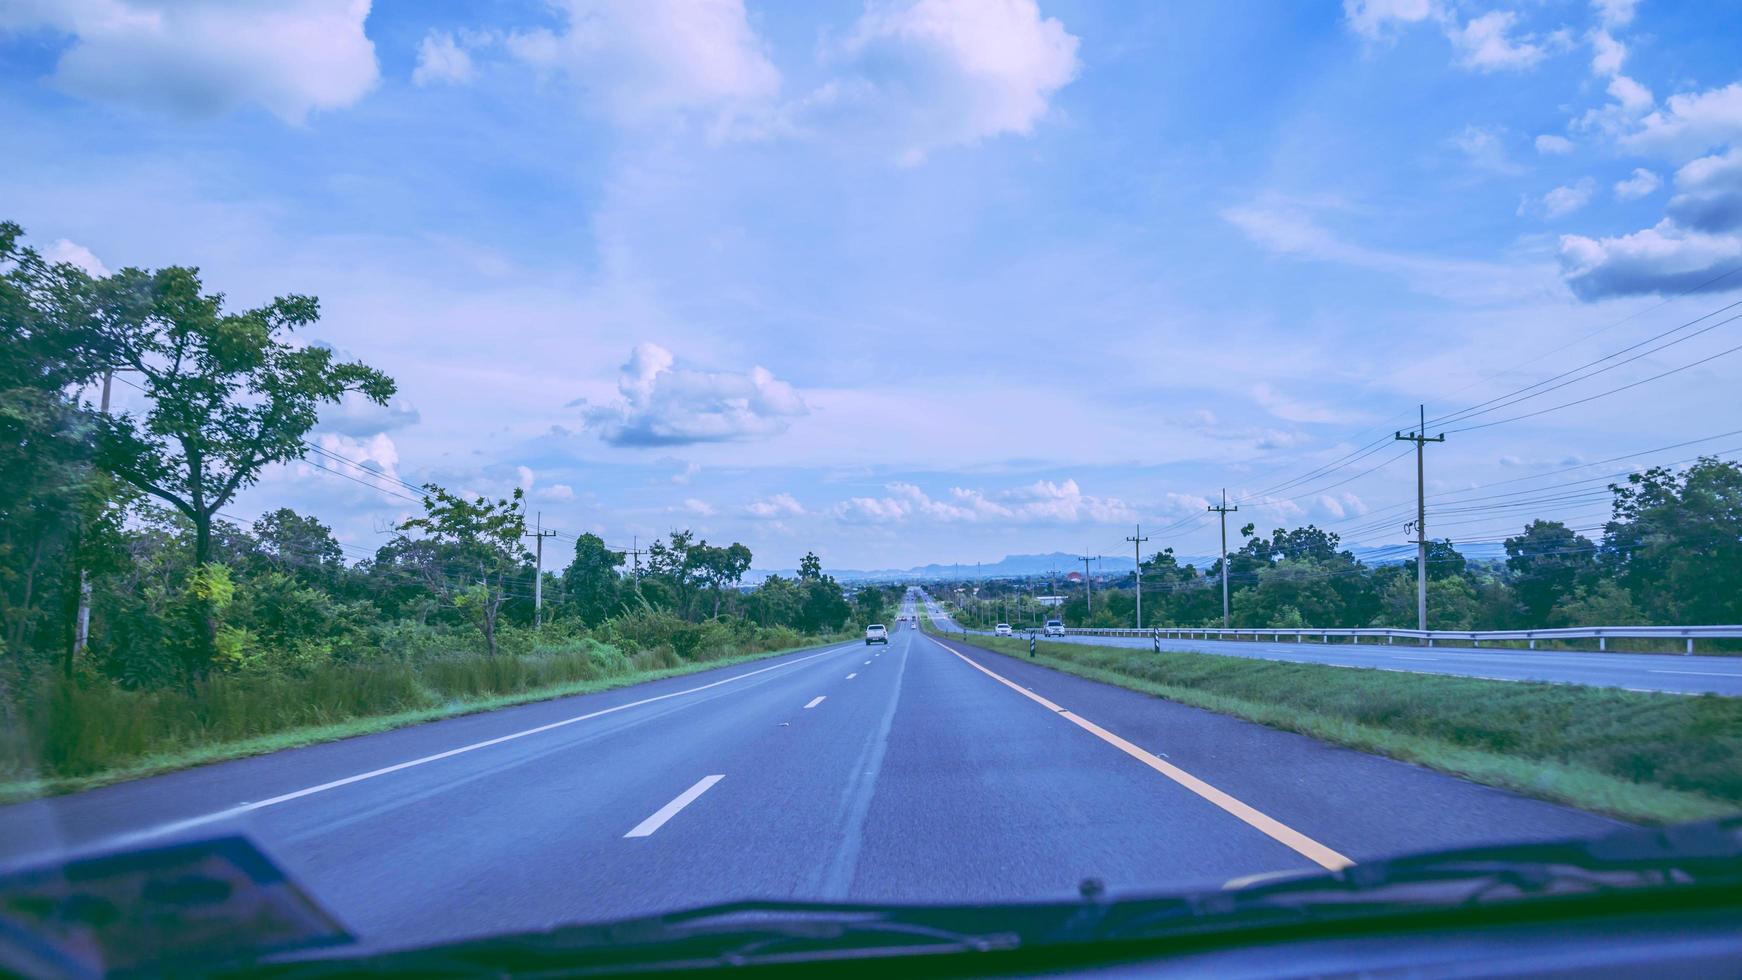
(0, 631, 847, 804)
(919, 611, 1740, 824)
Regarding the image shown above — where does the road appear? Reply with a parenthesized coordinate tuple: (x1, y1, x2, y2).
(0, 591, 1618, 953)
(920, 596, 1742, 696)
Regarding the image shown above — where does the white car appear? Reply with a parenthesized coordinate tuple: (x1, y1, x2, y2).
(1044, 620, 1065, 637)
(994, 623, 1013, 636)
(865, 624, 888, 645)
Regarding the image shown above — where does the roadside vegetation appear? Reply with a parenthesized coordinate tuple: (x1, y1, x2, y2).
(925, 621, 1741, 824)
(0, 221, 893, 798)
(942, 467, 1742, 644)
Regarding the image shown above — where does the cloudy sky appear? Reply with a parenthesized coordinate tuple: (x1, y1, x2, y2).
(3, 0, 1740, 571)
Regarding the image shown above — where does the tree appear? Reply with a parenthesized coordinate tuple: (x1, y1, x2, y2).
(93, 266, 393, 570)
(798, 552, 823, 581)
(251, 508, 344, 585)
(1404, 538, 1466, 582)
(396, 485, 530, 657)
(561, 533, 625, 625)
(646, 530, 699, 619)
(1233, 559, 1347, 627)
(0, 221, 121, 667)
(691, 541, 753, 619)
(750, 574, 803, 627)
(1504, 520, 1596, 625)
(1603, 458, 1742, 624)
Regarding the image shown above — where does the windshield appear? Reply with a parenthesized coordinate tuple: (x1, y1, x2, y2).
(2, 0, 1741, 972)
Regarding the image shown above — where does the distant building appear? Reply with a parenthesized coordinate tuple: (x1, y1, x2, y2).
(1036, 595, 1065, 607)
(1065, 571, 1084, 583)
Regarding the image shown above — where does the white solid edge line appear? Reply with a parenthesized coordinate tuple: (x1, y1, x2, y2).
(804, 696, 826, 709)
(1649, 669, 1742, 677)
(46, 642, 858, 858)
(624, 775, 725, 838)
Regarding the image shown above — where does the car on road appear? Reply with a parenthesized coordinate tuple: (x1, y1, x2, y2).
(1045, 619, 1066, 637)
(865, 624, 888, 645)
(995, 623, 1012, 636)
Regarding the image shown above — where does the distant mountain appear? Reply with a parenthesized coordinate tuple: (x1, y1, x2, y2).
(743, 542, 1507, 586)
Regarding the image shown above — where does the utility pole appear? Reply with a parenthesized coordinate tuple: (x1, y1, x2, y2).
(1126, 524, 1148, 629)
(72, 369, 116, 662)
(525, 512, 558, 629)
(626, 535, 645, 586)
(1395, 404, 1446, 633)
(1208, 489, 1239, 629)
(1079, 555, 1098, 617)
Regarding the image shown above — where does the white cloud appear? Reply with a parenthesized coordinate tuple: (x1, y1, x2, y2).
(412, 31, 475, 86)
(746, 493, 805, 518)
(672, 461, 702, 484)
(1222, 196, 1556, 304)
(815, 0, 1081, 161)
(516, 465, 535, 491)
(296, 431, 406, 503)
(505, 0, 779, 121)
(1592, 0, 1640, 28)
(583, 342, 808, 447)
(1667, 148, 1742, 232)
(833, 477, 1130, 525)
(1451, 124, 1524, 175)
(1448, 11, 1548, 73)
(1559, 219, 1742, 299)
(315, 391, 421, 436)
(1, 0, 378, 122)
(1250, 383, 1361, 424)
(1622, 82, 1742, 157)
(1535, 134, 1575, 154)
(536, 483, 576, 501)
(1589, 29, 1626, 76)
(1342, 0, 1439, 40)
(1614, 167, 1661, 201)
(1536, 178, 1597, 218)
(1607, 74, 1653, 112)
(41, 238, 108, 276)
(683, 497, 716, 516)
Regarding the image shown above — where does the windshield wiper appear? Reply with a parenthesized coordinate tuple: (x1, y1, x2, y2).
(1101, 817, 1742, 942)
(251, 901, 1025, 976)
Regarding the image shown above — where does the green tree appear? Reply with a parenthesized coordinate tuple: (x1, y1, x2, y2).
(85, 264, 391, 670)
(691, 541, 753, 619)
(396, 485, 530, 657)
(561, 533, 625, 625)
(1504, 520, 1596, 625)
(750, 574, 803, 627)
(0, 221, 120, 668)
(1603, 458, 1742, 624)
(1549, 579, 1644, 627)
(250, 508, 344, 586)
(1232, 559, 1347, 627)
(93, 267, 393, 569)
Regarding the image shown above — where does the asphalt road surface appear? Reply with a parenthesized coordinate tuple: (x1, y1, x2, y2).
(920, 596, 1742, 696)
(0, 593, 1619, 952)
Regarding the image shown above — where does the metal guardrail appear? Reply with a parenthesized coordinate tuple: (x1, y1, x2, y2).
(1048, 624, 1742, 654)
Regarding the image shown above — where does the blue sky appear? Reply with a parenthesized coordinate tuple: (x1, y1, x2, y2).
(3, 0, 1740, 571)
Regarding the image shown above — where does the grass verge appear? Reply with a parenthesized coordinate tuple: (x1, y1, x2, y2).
(926, 625, 1741, 825)
(0, 638, 843, 805)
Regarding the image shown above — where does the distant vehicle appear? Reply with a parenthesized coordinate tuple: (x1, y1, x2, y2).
(1044, 620, 1065, 637)
(865, 624, 888, 645)
(995, 623, 1012, 636)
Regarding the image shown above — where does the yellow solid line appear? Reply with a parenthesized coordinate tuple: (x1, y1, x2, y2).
(936, 639, 1354, 872)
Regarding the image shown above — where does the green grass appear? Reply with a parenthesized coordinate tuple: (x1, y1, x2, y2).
(925, 625, 1742, 825)
(0, 636, 843, 804)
